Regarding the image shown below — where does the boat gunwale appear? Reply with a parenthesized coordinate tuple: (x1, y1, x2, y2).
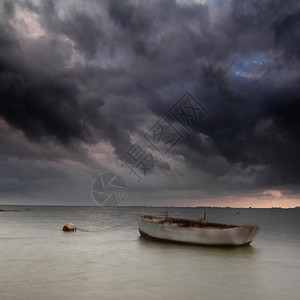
(139, 215, 259, 230)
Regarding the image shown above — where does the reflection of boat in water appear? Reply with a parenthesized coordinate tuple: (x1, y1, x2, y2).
(138, 215, 260, 247)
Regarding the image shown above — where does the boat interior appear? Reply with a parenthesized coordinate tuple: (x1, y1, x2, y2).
(141, 215, 238, 228)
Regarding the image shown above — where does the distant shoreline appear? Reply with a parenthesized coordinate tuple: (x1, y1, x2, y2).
(1, 204, 300, 209)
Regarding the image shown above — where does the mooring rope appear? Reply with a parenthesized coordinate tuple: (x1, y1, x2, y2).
(76, 227, 90, 232)
(71, 218, 137, 233)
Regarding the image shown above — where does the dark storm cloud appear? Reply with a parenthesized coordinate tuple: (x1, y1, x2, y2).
(171, 0, 300, 189)
(0, 68, 89, 144)
(60, 13, 104, 59)
(3, 0, 14, 16)
(0, 0, 300, 203)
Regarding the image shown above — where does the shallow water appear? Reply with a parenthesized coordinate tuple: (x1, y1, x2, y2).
(0, 206, 299, 300)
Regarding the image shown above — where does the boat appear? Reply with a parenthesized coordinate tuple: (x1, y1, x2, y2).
(138, 215, 260, 246)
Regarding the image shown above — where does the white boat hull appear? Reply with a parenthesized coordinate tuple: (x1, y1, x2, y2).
(138, 216, 260, 246)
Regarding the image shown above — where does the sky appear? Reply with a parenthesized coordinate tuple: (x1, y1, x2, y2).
(0, 0, 300, 208)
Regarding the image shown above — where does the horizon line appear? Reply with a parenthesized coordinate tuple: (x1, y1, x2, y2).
(1, 204, 299, 209)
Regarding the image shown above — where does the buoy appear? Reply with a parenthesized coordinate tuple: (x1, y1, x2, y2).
(62, 223, 76, 232)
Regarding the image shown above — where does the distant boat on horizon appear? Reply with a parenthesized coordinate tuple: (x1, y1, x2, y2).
(138, 215, 260, 247)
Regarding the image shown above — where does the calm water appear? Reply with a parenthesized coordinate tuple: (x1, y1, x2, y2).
(0, 206, 299, 300)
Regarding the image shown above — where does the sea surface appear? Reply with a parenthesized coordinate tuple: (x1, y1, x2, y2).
(0, 206, 299, 300)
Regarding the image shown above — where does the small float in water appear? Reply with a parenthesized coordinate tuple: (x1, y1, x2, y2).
(62, 223, 76, 232)
(138, 215, 260, 247)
